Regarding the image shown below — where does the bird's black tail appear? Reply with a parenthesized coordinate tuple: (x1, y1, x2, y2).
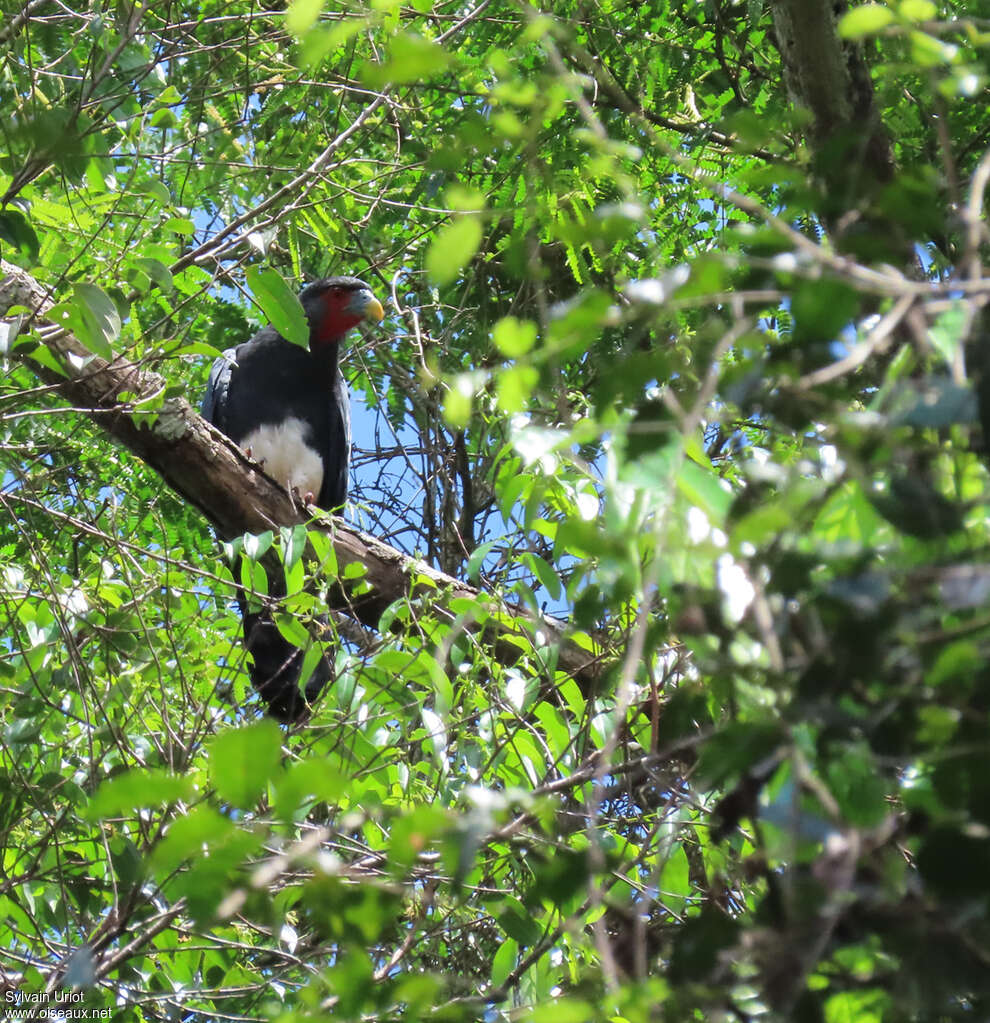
(236, 573, 332, 721)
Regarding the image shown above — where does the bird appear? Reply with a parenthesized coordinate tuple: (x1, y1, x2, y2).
(202, 275, 385, 720)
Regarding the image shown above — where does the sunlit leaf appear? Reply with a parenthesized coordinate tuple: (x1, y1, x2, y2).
(246, 266, 309, 347)
(838, 4, 894, 38)
(493, 316, 537, 357)
(426, 216, 483, 286)
(496, 364, 538, 413)
(363, 33, 450, 87)
(286, 0, 325, 36)
(208, 721, 283, 807)
(87, 769, 194, 820)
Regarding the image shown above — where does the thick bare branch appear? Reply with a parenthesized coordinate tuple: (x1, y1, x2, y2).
(770, 0, 895, 188)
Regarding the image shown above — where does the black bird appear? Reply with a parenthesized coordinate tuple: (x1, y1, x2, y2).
(202, 276, 385, 720)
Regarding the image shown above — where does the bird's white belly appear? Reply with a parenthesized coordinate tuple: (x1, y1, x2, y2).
(240, 417, 323, 499)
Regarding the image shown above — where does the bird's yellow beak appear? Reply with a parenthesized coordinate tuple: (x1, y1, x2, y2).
(363, 296, 385, 323)
(345, 287, 386, 324)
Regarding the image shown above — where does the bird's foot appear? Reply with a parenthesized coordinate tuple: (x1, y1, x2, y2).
(291, 485, 316, 508)
(243, 446, 267, 469)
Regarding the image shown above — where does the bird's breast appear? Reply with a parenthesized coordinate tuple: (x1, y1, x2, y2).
(239, 417, 324, 500)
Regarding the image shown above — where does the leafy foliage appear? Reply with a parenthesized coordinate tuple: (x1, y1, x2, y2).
(2, 0, 990, 1019)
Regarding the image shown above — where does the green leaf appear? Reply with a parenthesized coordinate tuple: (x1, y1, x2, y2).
(791, 278, 859, 343)
(658, 844, 691, 912)
(498, 903, 542, 945)
(141, 180, 169, 203)
(669, 908, 741, 983)
(207, 720, 283, 807)
(296, 641, 325, 694)
(363, 33, 450, 87)
(533, 701, 571, 757)
(888, 378, 976, 428)
(868, 473, 964, 538)
(274, 612, 310, 648)
(150, 107, 178, 129)
(131, 256, 173, 291)
(465, 539, 496, 581)
(826, 746, 888, 826)
(530, 999, 595, 1023)
(274, 756, 347, 819)
(838, 4, 894, 38)
(70, 282, 122, 360)
(241, 556, 269, 605)
(246, 266, 309, 347)
(177, 827, 263, 925)
(443, 372, 477, 427)
(926, 640, 980, 685)
(87, 769, 193, 820)
(526, 848, 589, 907)
(899, 0, 936, 21)
(814, 480, 888, 544)
(23, 340, 69, 378)
(286, 0, 325, 36)
(522, 551, 561, 600)
(155, 85, 182, 105)
(426, 216, 483, 286)
(928, 302, 965, 370)
(149, 806, 236, 877)
(496, 364, 538, 413)
(696, 722, 784, 788)
(491, 937, 518, 987)
(164, 216, 195, 235)
(493, 316, 537, 357)
(421, 706, 448, 765)
(824, 990, 890, 1023)
(909, 29, 956, 66)
(299, 18, 367, 66)
(388, 805, 449, 874)
(0, 208, 40, 263)
(242, 530, 274, 561)
(170, 340, 221, 358)
(677, 458, 731, 527)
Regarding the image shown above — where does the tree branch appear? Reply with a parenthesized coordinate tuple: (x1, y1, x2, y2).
(770, 0, 895, 189)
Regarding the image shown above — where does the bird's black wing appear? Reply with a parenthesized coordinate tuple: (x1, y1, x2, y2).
(201, 346, 238, 429)
(318, 368, 352, 510)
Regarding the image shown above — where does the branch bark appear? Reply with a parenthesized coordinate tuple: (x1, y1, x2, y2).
(770, 0, 895, 191)
(0, 260, 604, 689)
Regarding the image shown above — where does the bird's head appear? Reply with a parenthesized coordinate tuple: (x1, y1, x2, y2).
(299, 276, 385, 347)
